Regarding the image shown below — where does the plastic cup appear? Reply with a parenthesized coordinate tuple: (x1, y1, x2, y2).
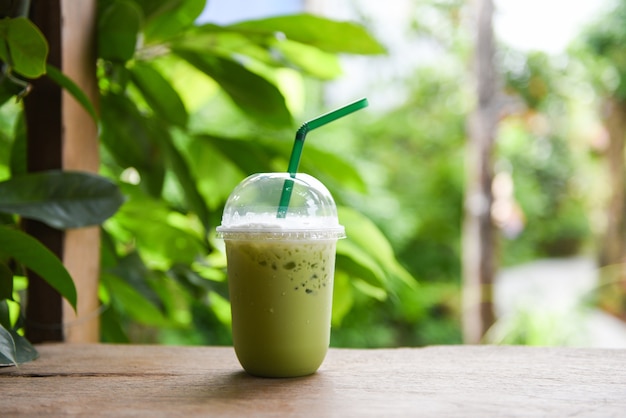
(216, 172, 345, 377)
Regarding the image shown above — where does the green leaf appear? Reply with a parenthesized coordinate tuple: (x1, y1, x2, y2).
(173, 50, 293, 127)
(270, 38, 342, 80)
(339, 206, 396, 264)
(352, 277, 387, 301)
(331, 270, 354, 327)
(99, 298, 129, 343)
(152, 129, 211, 234)
(0, 74, 24, 106)
(110, 184, 205, 265)
(0, 17, 48, 78)
(101, 272, 169, 327)
(0, 327, 38, 366)
(129, 61, 188, 128)
(98, 0, 141, 62)
(0, 324, 16, 366)
(0, 300, 10, 329)
(336, 207, 417, 290)
(168, 263, 213, 295)
(100, 92, 166, 197)
(0, 225, 76, 310)
(342, 207, 416, 285)
(9, 112, 26, 176)
(142, 0, 206, 44)
(0, 171, 125, 229)
(299, 146, 367, 194)
(178, 135, 243, 216)
(171, 29, 278, 67)
(201, 133, 366, 194)
(199, 134, 277, 174)
(172, 26, 341, 80)
(336, 243, 388, 288)
(132, 0, 177, 21)
(46, 64, 99, 123)
(229, 14, 386, 55)
(109, 252, 164, 311)
(0, 260, 13, 300)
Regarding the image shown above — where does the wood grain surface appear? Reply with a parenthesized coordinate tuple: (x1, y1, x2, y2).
(60, 0, 101, 344)
(1, 344, 625, 417)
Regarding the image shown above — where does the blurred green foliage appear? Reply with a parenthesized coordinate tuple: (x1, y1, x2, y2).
(0, 0, 413, 349)
(322, 0, 602, 346)
(92, 0, 420, 346)
(0, 11, 124, 365)
(0, 0, 616, 350)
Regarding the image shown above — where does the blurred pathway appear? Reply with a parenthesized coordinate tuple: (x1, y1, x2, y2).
(493, 257, 626, 348)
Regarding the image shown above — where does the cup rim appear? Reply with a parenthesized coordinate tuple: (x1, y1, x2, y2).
(215, 226, 346, 241)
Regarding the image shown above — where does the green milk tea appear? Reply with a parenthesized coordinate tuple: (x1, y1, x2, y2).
(216, 172, 345, 377)
(225, 238, 337, 378)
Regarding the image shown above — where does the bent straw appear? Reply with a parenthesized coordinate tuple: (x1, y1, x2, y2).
(277, 98, 369, 218)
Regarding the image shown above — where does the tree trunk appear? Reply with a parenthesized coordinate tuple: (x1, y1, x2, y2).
(599, 98, 626, 268)
(462, 0, 497, 344)
(596, 97, 626, 320)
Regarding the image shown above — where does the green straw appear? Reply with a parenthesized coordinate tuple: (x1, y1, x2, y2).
(277, 98, 369, 218)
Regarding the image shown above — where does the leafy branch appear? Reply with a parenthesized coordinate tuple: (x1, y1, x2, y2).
(0, 12, 123, 365)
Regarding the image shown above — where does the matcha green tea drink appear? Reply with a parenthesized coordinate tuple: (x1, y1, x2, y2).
(225, 238, 337, 377)
(216, 173, 345, 378)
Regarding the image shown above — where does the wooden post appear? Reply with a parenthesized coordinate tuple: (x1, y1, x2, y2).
(598, 98, 626, 268)
(24, 0, 64, 344)
(596, 98, 626, 319)
(24, 0, 100, 343)
(60, 0, 100, 343)
(462, 0, 497, 344)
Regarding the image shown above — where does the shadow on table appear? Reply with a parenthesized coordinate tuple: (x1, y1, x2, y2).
(182, 370, 338, 413)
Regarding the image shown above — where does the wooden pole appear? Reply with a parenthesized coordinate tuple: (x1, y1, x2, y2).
(24, 0, 64, 344)
(462, 0, 497, 344)
(24, 0, 100, 343)
(598, 98, 626, 268)
(60, 0, 100, 343)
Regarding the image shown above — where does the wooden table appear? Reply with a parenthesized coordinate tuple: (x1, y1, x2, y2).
(1, 344, 625, 417)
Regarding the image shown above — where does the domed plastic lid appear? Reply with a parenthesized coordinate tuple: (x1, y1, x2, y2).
(216, 173, 345, 240)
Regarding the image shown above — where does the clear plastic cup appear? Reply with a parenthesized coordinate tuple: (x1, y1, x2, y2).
(216, 172, 345, 377)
